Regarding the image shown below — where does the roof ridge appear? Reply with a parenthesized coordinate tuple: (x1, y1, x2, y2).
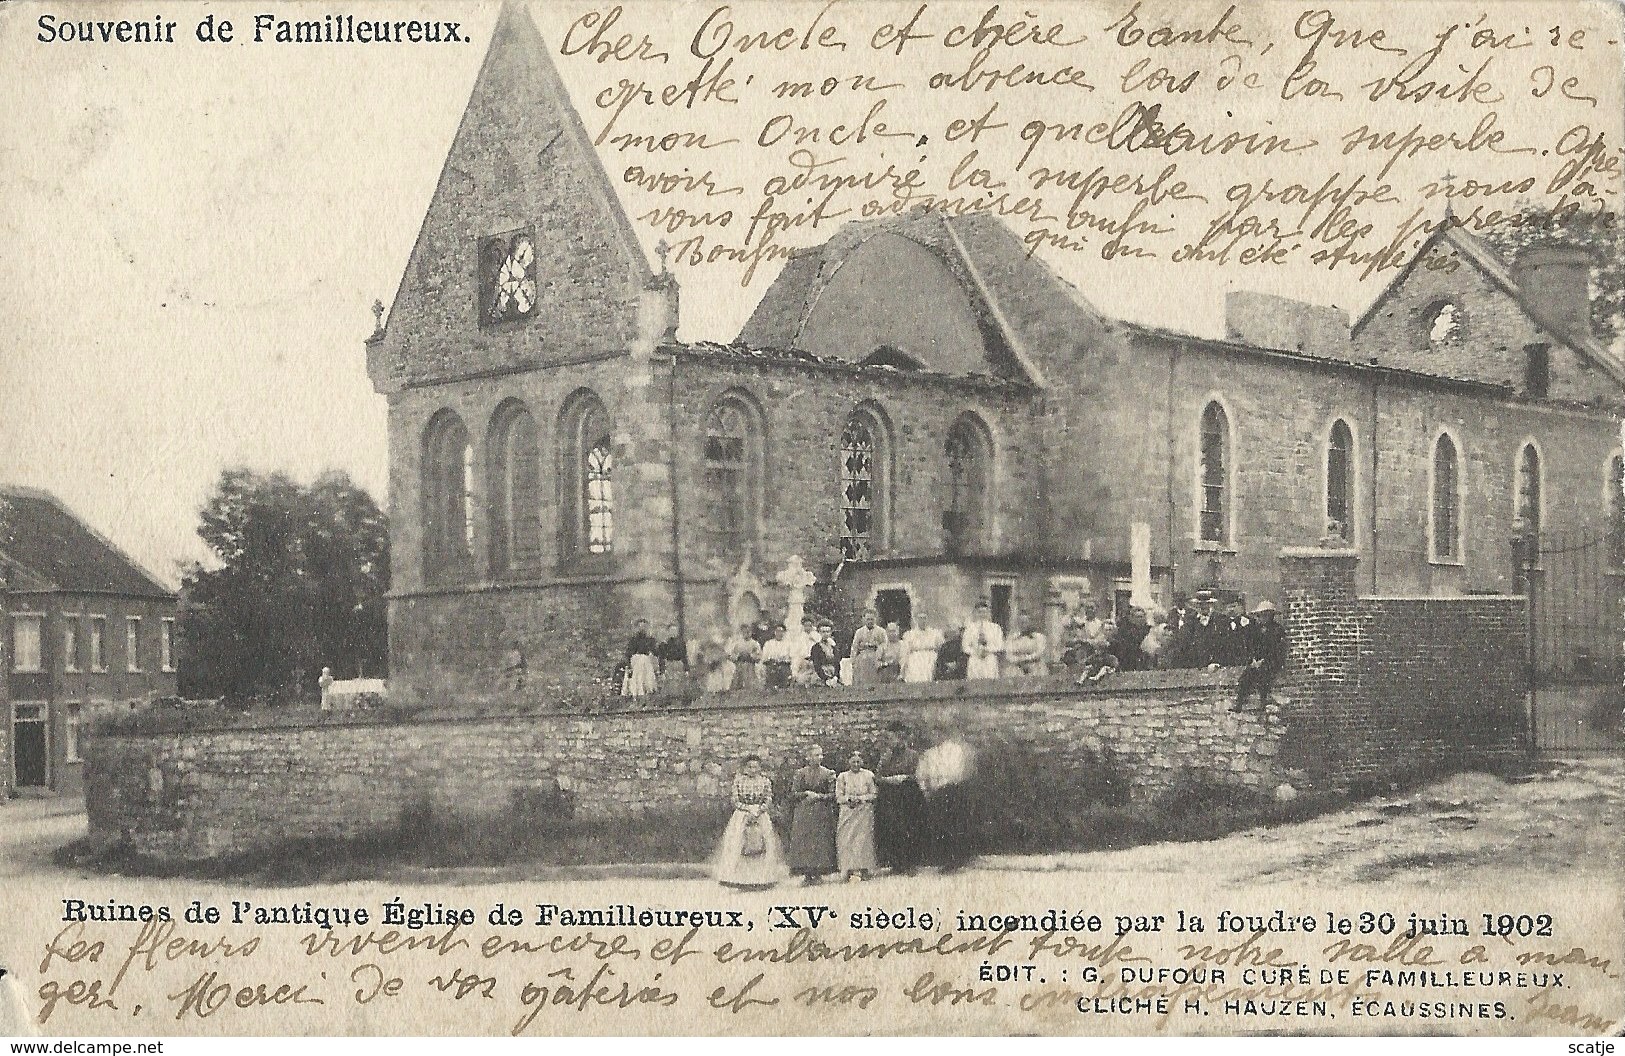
(0, 486, 177, 597)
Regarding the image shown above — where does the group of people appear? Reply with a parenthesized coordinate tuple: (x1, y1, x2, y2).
(619, 601, 1054, 698)
(1061, 592, 1288, 709)
(614, 590, 1287, 711)
(712, 724, 977, 888)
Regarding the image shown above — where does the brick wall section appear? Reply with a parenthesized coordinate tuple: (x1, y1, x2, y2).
(84, 671, 1274, 862)
(1277, 550, 1528, 786)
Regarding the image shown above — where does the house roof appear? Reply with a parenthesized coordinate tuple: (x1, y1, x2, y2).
(0, 486, 175, 599)
(1352, 223, 1625, 388)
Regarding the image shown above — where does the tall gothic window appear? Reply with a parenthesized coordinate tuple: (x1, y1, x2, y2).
(560, 392, 615, 559)
(1516, 443, 1542, 541)
(423, 409, 474, 573)
(1431, 432, 1462, 562)
(840, 406, 890, 560)
(1199, 401, 1231, 545)
(704, 395, 762, 552)
(488, 400, 542, 573)
(1326, 419, 1354, 542)
(945, 413, 993, 554)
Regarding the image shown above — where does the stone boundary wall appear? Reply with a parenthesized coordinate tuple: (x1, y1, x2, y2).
(85, 671, 1268, 862)
(82, 555, 1532, 863)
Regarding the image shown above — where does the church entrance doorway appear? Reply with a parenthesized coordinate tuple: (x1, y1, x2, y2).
(874, 588, 912, 633)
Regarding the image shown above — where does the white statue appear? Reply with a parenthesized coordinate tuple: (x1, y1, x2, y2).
(775, 555, 817, 631)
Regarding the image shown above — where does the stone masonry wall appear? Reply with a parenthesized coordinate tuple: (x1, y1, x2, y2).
(85, 671, 1269, 862)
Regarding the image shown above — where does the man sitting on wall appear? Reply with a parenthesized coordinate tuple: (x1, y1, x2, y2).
(1236, 601, 1288, 711)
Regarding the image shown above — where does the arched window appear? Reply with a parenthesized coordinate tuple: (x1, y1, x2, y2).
(488, 400, 541, 573)
(1515, 443, 1542, 541)
(840, 405, 891, 560)
(1326, 419, 1354, 542)
(422, 409, 474, 572)
(560, 392, 614, 559)
(703, 394, 763, 551)
(1198, 401, 1231, 545)
(1430, 432, 1462, 562)
(945, 413, 993, 554)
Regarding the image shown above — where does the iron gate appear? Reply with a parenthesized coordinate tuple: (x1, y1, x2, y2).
(1525, 526, 1624, 753)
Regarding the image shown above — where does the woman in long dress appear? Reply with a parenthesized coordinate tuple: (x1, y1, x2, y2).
(787, 744, 837, 881)
(621, 619, 659, 697)
(727, 623, 762, 690)
(713, 755, 789, 888)
(835, 751, 878, 880)
(849, 610, 887, 686)
(876, 725, 928, 874)
(901, 620, 943, 683)
(700, 629, 735, 693)
(877, 623, 902, 683)
(919, 739, 980, 873)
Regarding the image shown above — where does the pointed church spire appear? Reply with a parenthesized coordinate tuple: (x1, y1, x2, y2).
(369, 0, 659, 389)
(485, 0, 651, 281)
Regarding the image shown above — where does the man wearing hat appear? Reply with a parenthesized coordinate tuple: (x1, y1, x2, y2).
(1236, 600, 1288, 711)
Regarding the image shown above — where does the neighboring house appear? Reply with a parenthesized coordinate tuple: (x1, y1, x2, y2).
(1, 487, 178, 797)
(367, 4, 1624, 700)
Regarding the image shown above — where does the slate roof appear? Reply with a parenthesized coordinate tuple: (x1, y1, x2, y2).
(0, 486, 175, 599)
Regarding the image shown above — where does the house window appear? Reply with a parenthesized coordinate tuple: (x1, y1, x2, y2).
(840, 406, 891, 560)
(1326, 419, 1354, 542)
(1199, 400, 1231, 545)
(488, 400, 542, 574)
(1430, 433, 1462, 562)
(1426, 301, 1462, 345)
(64, 702, 83, 763)
(1524, 344, 1550, 398)
(12, 614, 42, 672)
(88, 616, 107, 672)
(1516, 443, 1542, 542)
(422, 409, 475, 573)
(125, 618, 142, 672)
(560, 391, 615, 559)
(945, 413, 993, 554)
(160, 618, 175, 673)
(63, 616, 80, 673)
(704, 395, 762, 551)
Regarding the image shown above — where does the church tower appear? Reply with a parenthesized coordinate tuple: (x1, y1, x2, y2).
(368, 2, 681, 703)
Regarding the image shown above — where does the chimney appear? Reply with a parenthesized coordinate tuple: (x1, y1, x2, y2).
(1512, 243, 1594, 341)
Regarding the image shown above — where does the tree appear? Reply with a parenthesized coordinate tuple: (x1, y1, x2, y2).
(180, 468, 388, 700)
(1479, 205, 1624, 347)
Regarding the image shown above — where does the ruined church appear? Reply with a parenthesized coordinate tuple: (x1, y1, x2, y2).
(367, 4, 1624, 700)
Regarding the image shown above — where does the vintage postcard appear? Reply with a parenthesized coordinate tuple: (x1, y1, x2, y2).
(1, 0, 1621, 1038)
